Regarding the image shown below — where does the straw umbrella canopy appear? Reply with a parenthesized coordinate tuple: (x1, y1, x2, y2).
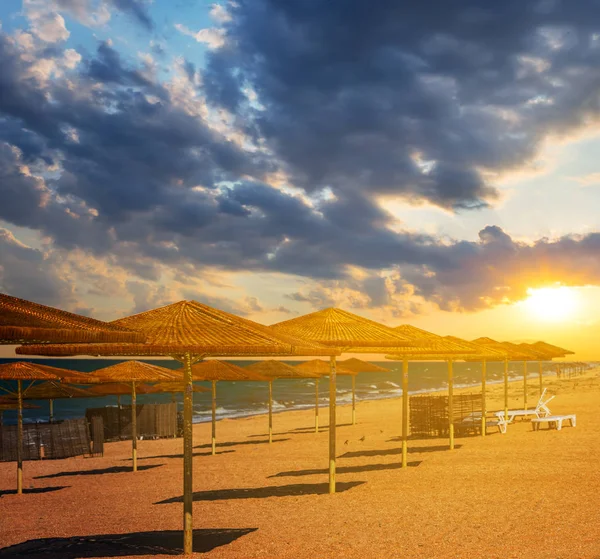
(443, 336, 509, 437)
(14, 381, 94, 422)
(383, 331, 480, 459)
(498, 342, 549, 411)
(0, 396, 39, 427)
(246, 360, 318, 442)
(294, 359, 357, 432)
(184, 360, 268, 455)
(0, 293, 144, 345)
(88, 382, 158, 396)
(516, 343, 556, 396)
(0, 362, 62, 494)
(91, 361, 181, 471)
(530, 341, 574, 358)
(19, 300, 337, 555)
(271, 307, 412, 493)
(335, 358, 389, 425)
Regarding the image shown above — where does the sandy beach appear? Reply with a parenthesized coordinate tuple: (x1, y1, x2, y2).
(1, 367, 599, 558)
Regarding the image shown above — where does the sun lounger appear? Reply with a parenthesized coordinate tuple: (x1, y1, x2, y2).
(454, 412, 508, 435)
(531, 414, 576, 431)
(495, 388, 554, 423)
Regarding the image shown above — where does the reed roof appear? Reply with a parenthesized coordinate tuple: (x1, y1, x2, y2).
(516, 343, 555, 360)
(530, 341, 574, 357)
(471, 337, 532, 360)
(271, 308, 412, 349)
(92, 361, 180, 382)
(379, 335, 480, 359)
(0, 293, 145, 345)
(337, 358, 389, 373)
(444, 336, 509, 361)
(88, 383, 156, 396)
(393, 324, 442, 339)
(246, 360, 319, 379)
(19, 381, 94, 400)
(147, 382, 209, 394)
(17, 300, 337, 358)
(0, 396, 39, 410)
(0, 361, 63, 381)
(185, 360, 268, 382)
(294, 359, 357, 376)
(499, 341, 546, 360)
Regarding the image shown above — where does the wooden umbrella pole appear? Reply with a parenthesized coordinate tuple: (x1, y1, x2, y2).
(49, 399, 54, 423)
(182, 352, 194, 556)
(401, 358, 409, 468)
(523, 361, 528, 411)
(448, 360, 454, 451)
(351, 374, 356, 425)
(481, 360, 486, 437)
(315, 381, 319, 433)
(211, 381, 217, 456)
(17, 379, 23, 495)
(538, 361, 543, 396)
(504, 359, 509, 420)
(268, 380, 273, 444)
(131, 381, 137, 472)
(329, 355, 337, 494)
(117, 395, 122, 440)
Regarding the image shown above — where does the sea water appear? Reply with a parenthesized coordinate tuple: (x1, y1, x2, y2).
(0, 358, 554, 425)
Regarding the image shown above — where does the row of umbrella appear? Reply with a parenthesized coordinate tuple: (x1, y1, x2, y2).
(1, 293, 574, 555)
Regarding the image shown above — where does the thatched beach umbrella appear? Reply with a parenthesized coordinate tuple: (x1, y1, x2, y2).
(294, 359, 357, 432)
(18, 300, 336, 555)
(271, 307, 412, 493)
(15, 381, 94, 422)
(498, 342, 547, 411)
(0, 293, 144, 344)
(184, 360, 268, 455)
(445, 336, 509, 437)
(0, 362, 62, 493)
(246, 360, 318, 442)
(516, 343, 555, 397)
(91, 361, 181, 471)
(384, 331, 479, 459)
(471, 337, 532, 418)
(0, 293, 145, 495)
(0, 396, 39, 427)
(337, 358, 390, 425)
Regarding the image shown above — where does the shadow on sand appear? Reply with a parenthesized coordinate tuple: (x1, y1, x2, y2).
(341, 444, 462, 459)
(34, 464, 164, 479)
(157, 481, 365, 504)
(247, 423, 353, 437)
(194, 438, 289, 449)
(268, 461, 421, 478)
(122, 450, 235, 461)
(0, 528, 258, 557)
(0, 486, 68, 497)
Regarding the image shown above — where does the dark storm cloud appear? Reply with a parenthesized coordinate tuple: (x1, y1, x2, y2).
(204, 0, 600, 210)
(1, 7, 600, 316)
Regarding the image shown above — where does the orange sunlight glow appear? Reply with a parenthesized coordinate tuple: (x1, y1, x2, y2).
(523, 286, 579, 321)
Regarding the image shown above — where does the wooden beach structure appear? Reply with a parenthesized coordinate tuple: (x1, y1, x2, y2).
(246, 360, 319, 441)
(183, 360, 268, 454)
(18, 300, 336, 555)
(271, 307, 413, 494)
(90, 361, 180, 471)
(294, 359, 358, 431)
(0, 292, 144, 494)
(383, 329, 483, 460)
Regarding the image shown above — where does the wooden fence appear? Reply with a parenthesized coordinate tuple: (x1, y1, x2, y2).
(0, 418, 92, 462)
(409, 393, 482, 438)
(85, 403, 177, 441)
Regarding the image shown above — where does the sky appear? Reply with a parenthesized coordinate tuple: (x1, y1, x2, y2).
(1, 1, 600, 358)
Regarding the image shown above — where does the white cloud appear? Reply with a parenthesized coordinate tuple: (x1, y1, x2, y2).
(174, 23, 226, 49)
(209, 3, 232, 24)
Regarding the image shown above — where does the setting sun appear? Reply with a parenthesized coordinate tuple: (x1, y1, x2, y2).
(524, 286, 579, 321)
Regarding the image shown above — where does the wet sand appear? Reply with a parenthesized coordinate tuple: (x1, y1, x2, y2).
(1, 367, 599, 558)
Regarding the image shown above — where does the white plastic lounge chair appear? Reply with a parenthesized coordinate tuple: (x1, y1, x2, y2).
(496, 388, 555, 423)
(531, 414, 576, 431)
(456, 412, 508, 434)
